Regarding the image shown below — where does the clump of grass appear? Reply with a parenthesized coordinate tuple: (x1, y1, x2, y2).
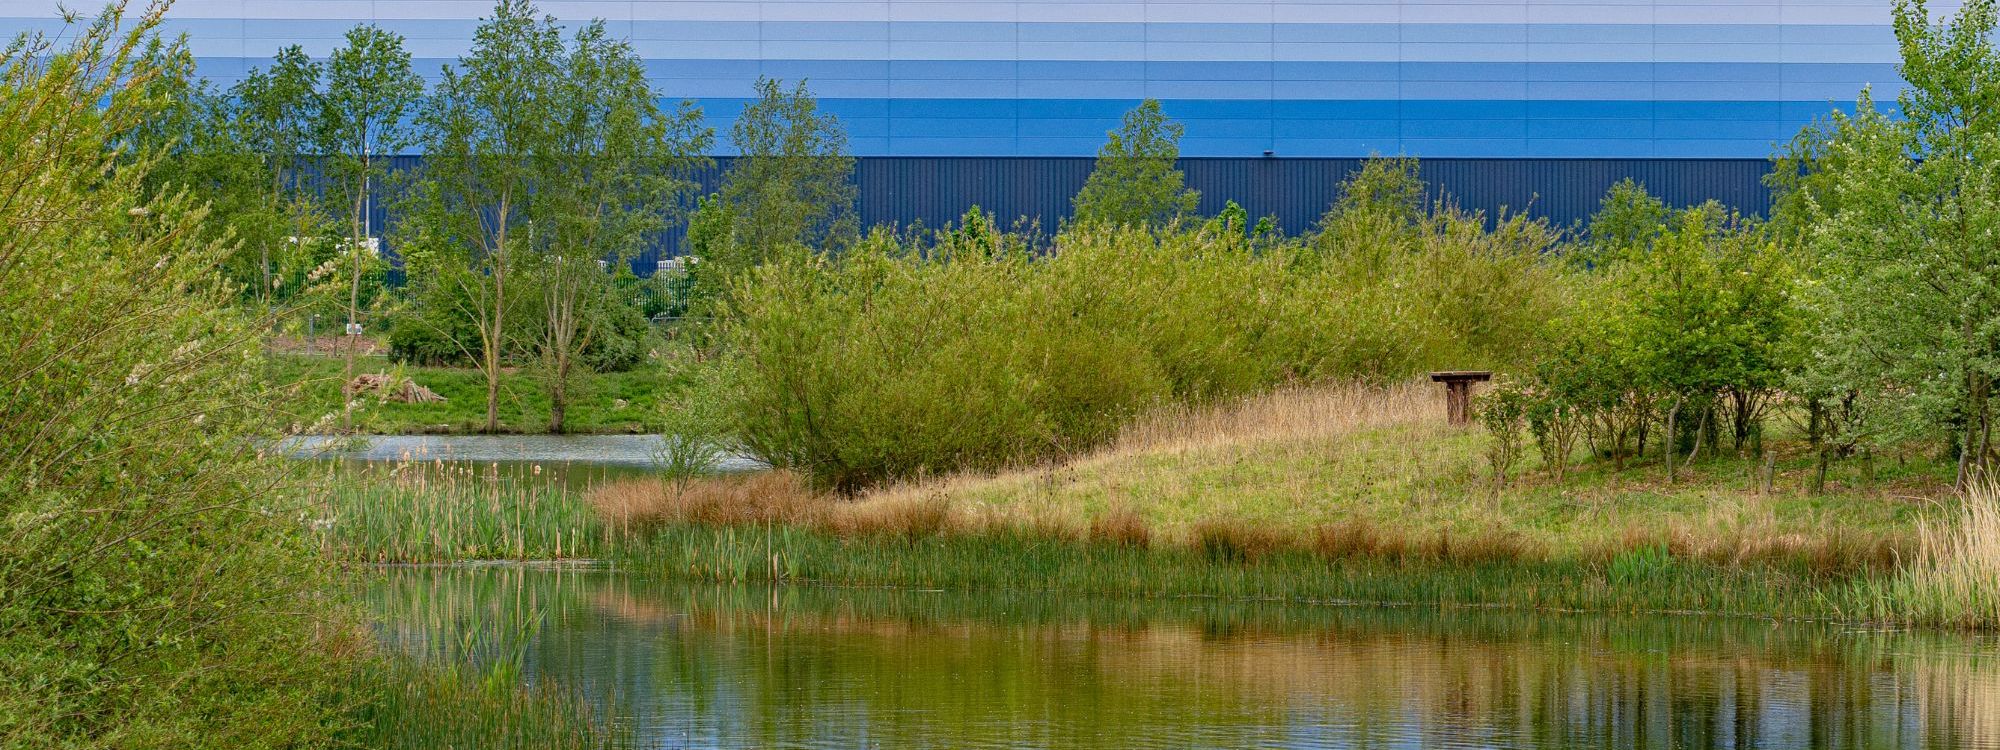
(1860, 485, 2000, 628)
(588, 470, 817, 529)
(340, 658, 630, 750)
(1191, 518, 1292, 562)
(1089, 503, 1151, 548)
(319, 461, 608, 562)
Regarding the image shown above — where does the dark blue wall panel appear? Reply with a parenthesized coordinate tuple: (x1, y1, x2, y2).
(365, 156, 1773, 273)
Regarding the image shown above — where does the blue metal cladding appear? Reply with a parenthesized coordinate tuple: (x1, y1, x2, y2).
(362, 155, 1773, 271)
(2, 1, 1911, 159)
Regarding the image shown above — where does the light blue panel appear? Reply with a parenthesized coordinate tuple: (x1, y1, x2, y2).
(1145, 41, 1273, 61)
(1179, 137, 1277, 156)
(1399, 138, 1529, 157)
(892, 117, 1017, 137)
(762, 21, 888, 41)
(1018, 22, 1145, 42)
(1782, 62, 1900, 82)
(1527, 118, 1653, 138)
(1274, 24, 1397, 43)
(1403, 24, 1524, 43)
(1525, 139, 1658, 157)
(1653, 119, 1787, 138)
(760, 59, 893, 79)
(1654, 62, 1784, 81)
(1404, 80, 1528, 99)
(889, 78, 1018, 97)
(1654, 81, 1784, 100)
(1018, 118, 1122, 137)
(801, 79, 894, 97)
(1018, 60, 1145, 79)
(1146, 80, 1274, 99)
(1404, 118, 1528, 138)
(1018, 41, 1148, 60)
(889, 59, 1016, 79)
(1527, 82, 1653, 100)
(764, 40, 889, 59)
(1528, 24, 1654, 43)
(1274, 61, 1399, 80)
(1401, 43, 1528, 62)
(1019, 80, 1145, 97)
(1183, 119, 1279, 138)
(1656, 43, 1782, 63)
(1272, 138, 1404, 157)
(1275, 118, 1400, 139)
(1016, 99, 1137, 118)
(1146, 61, 1273, 82)
(1653, 139, 1777, 157)
(1402, 100, 1528, 119)
(887, 137, 1016, 155)
(888, 21, 1013, 41)
(1272, 81, 1401, 98)
(1528, 62, 1650, 81)
(1274, 42, 1402, 61)
(1654, 100, 1784, 120)
(1151, 23, 1272, 43)
(1018, 137, 1118, 155)
(1166, 99, 1277, 119)
(1527, 43, 1657, 63)
(1654, 24, 1780, 44)
(630, 21, 760, 40)
(890, 98, 1019, 118)
(1402, 62, 1527, 82)
(644, 58, 762, 78)
(890, 40, 1020, 60)
(1528, 100, 1654, 118)
(1271, 100, 1403, 119)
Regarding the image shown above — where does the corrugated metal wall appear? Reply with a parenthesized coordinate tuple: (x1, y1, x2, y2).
(365, 156, 1774, 271)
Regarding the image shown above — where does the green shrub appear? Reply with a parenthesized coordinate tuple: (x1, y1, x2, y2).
(0, 12, 347, 746)
(720, 180, 1569, 491)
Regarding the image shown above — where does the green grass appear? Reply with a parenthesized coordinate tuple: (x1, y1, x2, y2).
(265, 352, 682, 434)
(613, 522, 1926, 625)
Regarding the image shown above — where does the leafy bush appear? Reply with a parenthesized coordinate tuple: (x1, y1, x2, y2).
(1, 12, 348, 746)
(720, 177, 1569, 491)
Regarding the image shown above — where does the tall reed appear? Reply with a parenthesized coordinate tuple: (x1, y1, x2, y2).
(318, 460, 610, 562)
(1855, 483, 2000, 628)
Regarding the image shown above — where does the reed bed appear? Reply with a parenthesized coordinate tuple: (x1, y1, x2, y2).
(319, 460, 611, 562)
(1850, 482, 2000, 628)
(582, 381, 1964, 623)
(340, 658, 631, 750)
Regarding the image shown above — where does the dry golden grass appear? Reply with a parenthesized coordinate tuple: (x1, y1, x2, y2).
(590, 380, 1924, 574)
(1881, 481, 2000, 625)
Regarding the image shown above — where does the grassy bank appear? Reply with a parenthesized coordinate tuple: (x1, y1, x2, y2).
(266, 352, 678, 434)
(320, 382, 2000, 628)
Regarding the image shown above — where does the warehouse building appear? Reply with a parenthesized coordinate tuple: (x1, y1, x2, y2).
(1, 0, 1910, 232)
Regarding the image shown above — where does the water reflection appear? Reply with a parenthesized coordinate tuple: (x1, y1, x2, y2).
(370, 568, 2000, 749)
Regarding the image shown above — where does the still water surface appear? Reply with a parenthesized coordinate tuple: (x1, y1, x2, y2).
(284, 433, 763, 487)
(371, 567, 2000, 749)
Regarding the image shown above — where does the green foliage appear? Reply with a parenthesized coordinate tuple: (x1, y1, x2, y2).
(1578, 177, 1670, 267)
(1477, 382, 1531, 488)
(1775, 0, 2000, 487)
(530, 17, 710, 431)
(0, 7, 346, 745)
(1071, 99, 1200, 229)
(709, 77, 857, 270)
(719, 173, 1567, 491)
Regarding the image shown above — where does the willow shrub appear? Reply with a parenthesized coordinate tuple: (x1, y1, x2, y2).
(0, 10, 348, 747)
(725, 193, 1566, 491)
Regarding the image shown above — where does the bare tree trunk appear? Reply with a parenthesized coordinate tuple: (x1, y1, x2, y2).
(1664, 396, 1680, 484)
(341, 179, 365, 433)
(485, 201, 509, 434)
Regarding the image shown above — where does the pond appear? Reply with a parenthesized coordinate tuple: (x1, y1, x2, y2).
(284, 433, 764, 487)
(371, 566, 2000, 750)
